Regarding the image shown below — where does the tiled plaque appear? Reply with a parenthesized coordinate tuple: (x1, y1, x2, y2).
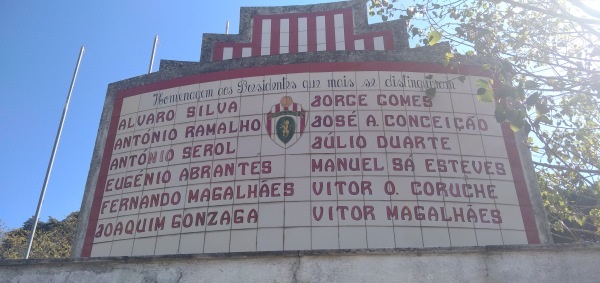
(82, 62, 540, 257)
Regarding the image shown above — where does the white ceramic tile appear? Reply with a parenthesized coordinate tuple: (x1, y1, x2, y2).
(317, 43, 326, 51)
(155, 234, 181, 255)
(158, 209, 184, 236)
(235, 135, 262, 158)
(261, 134, 286, 157)
(336, 176, 367, 201)
(418, 201, 453, 228)
(335, 202, 369, 225)
(258, 202, 284, 227)
(331, 72, 356, 92)
(458, 134, 485, 157)
(311, 227, 339, 249)
(410, 153, 442, 178)
(239, 94, 264, 117)
(496, 204, 525, 230)
(501, 229, 528, 245)
(184, 184, 212, 208)
(310, 177, 338, 200)
(280, 33, 289, 48)
(121, 95, 141, 115)
(335, 26, 345, 43)
(451, 93, 476, 114)
(311, 201, 340, 227)
(230, 229, 257, 252)
(275, 177, 306, 202)
(443, 202, 477, 229)
(468, 203, 502, 230)
(449, 228, 477, 246)
(476, 114, 502, 137)
(394, 226, 424, 248)
(298, 17, 308, 31)
(334, 13, 344, 27)
(427, 91, 453, 113)
(367, 226, 395, 248)
(230, 204, 259, 229)
(261, 19, 271, 34)
(298, 29, 308, 51)
(208, 182, 236, 207)
(110, 239, 134, 256)
(373, 36, 385, 50)
(408, 177, 444, 202)
(283, 133, 311, 156)
(316, 15, 325, 30)
(204, 230, 231, 253)
(116, 113, 138, 135)
(261, 47, 270, 56)
(90, 242, 112, 257)
(422, 227, 450, 247)
(481, 135, 509, 158)
(354, 39, 365, 51)
(363, 176, 394, 201)
(280, 18, 289, 32)
(131, 237, 157, 256)
(204, 205, 233, 232)
(93, 217, 117, 243)
(338, 226, 367, 249)
(231, 180, 261, 205)
(366, 201, 394, 226)
(257, 227, 284, 251)
(208, 159, 237, 183)
(433, 132, 461, 155)
(284, 227, 311, 250)
(475, 229, 503, 245)
(446, 74, 472, 94)
(475, 98, 496, 116)
(263, 155, 285, 179)
(136, 91, 158, 112)
(242, 47, 252, 58)
(490, 180, 519, 205)
(222, 47, 233, 60)
(387, 177, 418, 201)
(99, 194, 123, 220)
(112, 214, 139, 241)
(179, 232, 204, 254)
(486, 157, 513, 181)
(285, 201, 311, 227)
(132, 212, 162, 238)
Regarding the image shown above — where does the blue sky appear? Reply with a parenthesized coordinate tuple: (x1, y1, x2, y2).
(0, 0, 346, 230)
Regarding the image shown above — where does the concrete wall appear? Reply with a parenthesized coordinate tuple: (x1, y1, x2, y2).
(3, 244, 599, 283)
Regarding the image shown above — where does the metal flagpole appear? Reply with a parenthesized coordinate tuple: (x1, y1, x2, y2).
(148, 35, 159, 74)
(24, 46, 85, 259)
(226, 21, 230, 34)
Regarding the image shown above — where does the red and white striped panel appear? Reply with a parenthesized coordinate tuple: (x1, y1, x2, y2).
(212, 8, 394, 61)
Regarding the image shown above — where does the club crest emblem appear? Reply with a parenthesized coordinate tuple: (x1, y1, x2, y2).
(265, 96, 307, 148)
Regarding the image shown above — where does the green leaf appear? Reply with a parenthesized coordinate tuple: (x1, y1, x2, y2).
(475, 79, 494, 102)
(411, 27, 420, 37)
(495, 106, 506, 122)
(525, 92, 540, 108)
(425, 88, 437, 98)
(443, 52, 454, 66)
(524, 80, 539, 89)
(510, 123, 521, 132)
(427, 29, 442, 46)
(481, 64, 491, 70)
